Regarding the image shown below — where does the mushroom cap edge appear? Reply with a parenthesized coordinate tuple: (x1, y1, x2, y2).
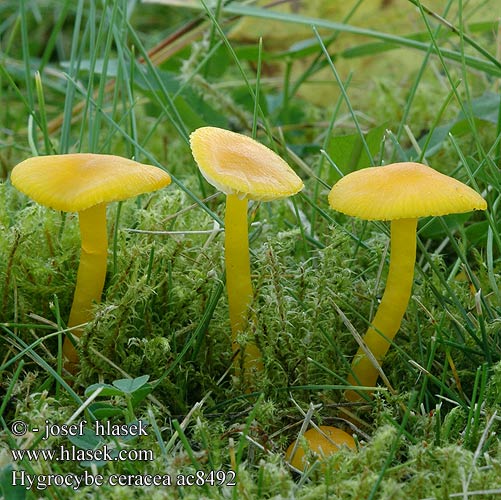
(328, 162, 487, 221)
(10, 153, 172, 212)
(190, 126, 304, 202)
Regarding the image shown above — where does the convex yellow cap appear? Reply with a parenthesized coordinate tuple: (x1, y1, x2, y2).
(11, 153, 171, 212)
(190, 127, 303, 201)
(328, 162, 486, 221)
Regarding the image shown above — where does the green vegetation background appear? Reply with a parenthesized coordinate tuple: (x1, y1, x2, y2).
(0, 0, 500, 498)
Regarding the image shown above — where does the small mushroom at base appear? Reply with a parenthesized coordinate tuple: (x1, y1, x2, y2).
(285, 425, 356, 472)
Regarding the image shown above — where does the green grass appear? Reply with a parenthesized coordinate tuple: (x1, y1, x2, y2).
(1, 0, 500, 498)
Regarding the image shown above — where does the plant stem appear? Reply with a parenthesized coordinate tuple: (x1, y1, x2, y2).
(225, 194, 262, 378)
(346, 218, 417, 401)
(63, 203, 108, 365)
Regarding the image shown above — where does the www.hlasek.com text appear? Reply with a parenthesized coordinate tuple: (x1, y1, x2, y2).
(11, 444, 153, 462)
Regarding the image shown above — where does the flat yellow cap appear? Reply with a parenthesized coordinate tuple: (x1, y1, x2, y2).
(189, 127, 303, 201)
(328, 162, 486, 221)
(11, 153, 171, 212)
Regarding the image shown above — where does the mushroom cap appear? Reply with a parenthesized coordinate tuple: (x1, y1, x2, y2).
(11, 153, 171, 212)
(285, 426, 356, 472)
(189, 127, 303, 201)
(328, 162, 487, 221)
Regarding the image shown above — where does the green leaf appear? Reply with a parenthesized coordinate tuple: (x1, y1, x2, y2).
(134, 66, 180, 93)
(418, 92, 500, 157)
(112, 375, 150, 394)
(342, 21, 499, 60)
(68, 427, 104, 450)
(135, 65, 227, 129)
(131, 384, 153, 407)
(205, 43, 232, 78)
(464, 220, 490, 245)
(458, 91, 500, 123)
(60, 57, 120, 75)
(419, 213, 472, 240)
(0, 464, 26, 500)
(173, 93, 226, 130)
(88, 402, 124, 420)
(326, 123, 386, 179)
(85, 383, 123, 397)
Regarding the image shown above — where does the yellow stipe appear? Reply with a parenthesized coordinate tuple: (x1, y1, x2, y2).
(63, 203, 108, 365)
(225, 194, 263, 377)
(346, 218, 417, 401)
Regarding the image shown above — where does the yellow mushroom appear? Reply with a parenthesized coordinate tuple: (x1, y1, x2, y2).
(189, 127, 303, 380)
(11, 153, 171, 368)
(328, 162, 487, 401)
(285, 425, 356, 472)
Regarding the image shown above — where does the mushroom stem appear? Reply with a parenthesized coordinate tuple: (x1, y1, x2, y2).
(224, 194, 263, 376)
(346, 217, 417, 401)
(63, 203, 108, 365)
